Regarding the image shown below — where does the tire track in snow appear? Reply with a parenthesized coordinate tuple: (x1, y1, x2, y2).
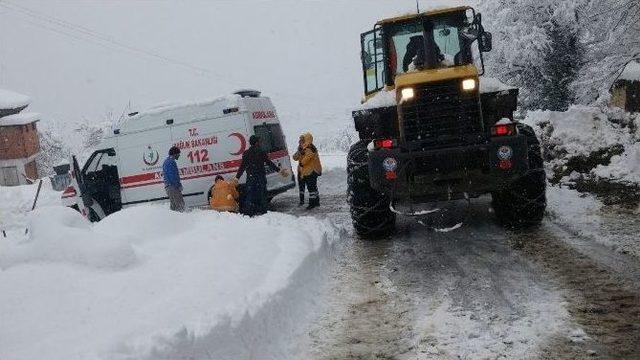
(276, 194, 571, 359)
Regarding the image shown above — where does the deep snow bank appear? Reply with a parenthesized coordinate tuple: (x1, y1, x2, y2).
(0, 179, 60, 232)
(0, 205, 339, 360)
(524, 106, 640, 203)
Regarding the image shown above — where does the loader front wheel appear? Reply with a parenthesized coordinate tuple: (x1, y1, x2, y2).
(347, 140, 395, 238)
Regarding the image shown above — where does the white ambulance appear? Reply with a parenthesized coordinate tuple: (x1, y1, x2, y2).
(63, 90, 296, 221)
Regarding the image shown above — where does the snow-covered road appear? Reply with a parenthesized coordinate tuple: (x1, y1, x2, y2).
(271, 167, 640, 359)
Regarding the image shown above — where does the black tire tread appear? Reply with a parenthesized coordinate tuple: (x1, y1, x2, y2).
(347, 140, 396, 237)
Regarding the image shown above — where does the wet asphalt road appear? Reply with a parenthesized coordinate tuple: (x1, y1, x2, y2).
(271, 170, 640, 359)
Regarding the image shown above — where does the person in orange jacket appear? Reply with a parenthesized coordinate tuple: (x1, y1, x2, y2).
(293, 132, 322, 209)
(209, 175, 240, 212)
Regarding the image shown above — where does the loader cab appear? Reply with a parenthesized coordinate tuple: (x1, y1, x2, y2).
(361, 6, 492, 95)
(358, 6, 495, 148)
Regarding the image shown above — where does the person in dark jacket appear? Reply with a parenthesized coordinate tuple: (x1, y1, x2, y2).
(163, 146, 184, 212)
(402, 35, 445, 72)
(235, 135, 284, 216)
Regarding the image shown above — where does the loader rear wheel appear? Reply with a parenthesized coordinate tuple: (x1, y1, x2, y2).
(347, 140, 395, 238)
(492, 125, 546, 228)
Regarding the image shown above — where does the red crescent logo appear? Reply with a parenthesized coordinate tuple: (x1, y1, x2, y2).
(228, 133, 247, 155)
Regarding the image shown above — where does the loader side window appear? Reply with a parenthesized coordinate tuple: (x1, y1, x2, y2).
(361, 28, 385, 94)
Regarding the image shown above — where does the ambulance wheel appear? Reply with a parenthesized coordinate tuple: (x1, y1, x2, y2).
(492, 126, 546, 228)
(347, 140, 395, 238)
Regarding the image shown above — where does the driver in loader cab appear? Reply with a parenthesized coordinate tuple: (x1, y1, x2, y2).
(402, 35, 445, 72)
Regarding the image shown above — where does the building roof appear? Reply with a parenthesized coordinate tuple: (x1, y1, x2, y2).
(0, 88, 31, 110)
(619, 61, 640, 82)
(0, 112, 41, 126)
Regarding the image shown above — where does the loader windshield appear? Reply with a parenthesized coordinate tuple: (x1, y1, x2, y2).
(388, 11, 473, 75)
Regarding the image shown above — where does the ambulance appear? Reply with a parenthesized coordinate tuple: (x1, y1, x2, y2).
(63, 90, 296, 221)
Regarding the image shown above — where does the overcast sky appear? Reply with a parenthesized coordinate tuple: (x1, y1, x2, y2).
(0, 0, 458, 140)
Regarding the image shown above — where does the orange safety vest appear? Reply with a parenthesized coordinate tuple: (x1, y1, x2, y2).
(210, 179, 239, 212)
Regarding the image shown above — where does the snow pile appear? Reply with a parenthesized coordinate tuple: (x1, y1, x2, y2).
(546, 185, 640, 259)
(0, 205, 339, 360)
(593, 142, 640, 184)
(0, 88, 30, 110)
(619, 61, 640, 82)
(523, 105, 640, 187)
(0, 179, 60, 232)
(359, 89, 396, 110)
(480, 77, 515, 94)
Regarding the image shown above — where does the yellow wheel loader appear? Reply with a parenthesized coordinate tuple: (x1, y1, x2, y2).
(347, 6, 546, 237)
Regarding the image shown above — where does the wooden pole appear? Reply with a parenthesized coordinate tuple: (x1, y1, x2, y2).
(25, 179, 44, 235)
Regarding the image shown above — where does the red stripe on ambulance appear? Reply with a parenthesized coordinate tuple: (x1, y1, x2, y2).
(120, 151, 289, 189)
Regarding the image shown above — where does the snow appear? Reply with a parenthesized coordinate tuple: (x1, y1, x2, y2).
(319, 152, 346, 171)
(0, 203, 339, 360)
(0, 112, 40, 126)
(0, 88, 30, 110)
(359, 89, 397, 110)
(128, 94, 241, 119)
(0, 179, 60, 233)
(619, 61, 640, 82)
(593, 142, 640, 184)
(523, 105, 640, 186)
(495, 117, 513, 125)
(479, 77, 515, 94)
(546, 185, 640, 259)
(434, 222, 463, 232)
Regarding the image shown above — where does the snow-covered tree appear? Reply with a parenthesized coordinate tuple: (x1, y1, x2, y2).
(476, 0, 585, 110)
(477, 0, 639, 109)
(36, 120, 110, 176)
(575, 0, 640, 104)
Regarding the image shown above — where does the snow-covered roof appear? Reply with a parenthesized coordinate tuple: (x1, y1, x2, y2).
(0, 88, 31, 110)
(0, 112, 41, 126)
(619, 61, 640, 82)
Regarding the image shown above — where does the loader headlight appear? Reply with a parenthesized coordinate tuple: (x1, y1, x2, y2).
(400, 88, 415, 102)
(462, 78, 477, 91)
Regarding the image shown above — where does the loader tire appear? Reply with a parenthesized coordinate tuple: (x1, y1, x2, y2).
(492, 125, 546, 228)
(347, 140, 395, 238)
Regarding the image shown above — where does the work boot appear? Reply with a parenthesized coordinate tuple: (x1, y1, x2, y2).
(306, 198, 319, 210)
(299, 194, 305, 206)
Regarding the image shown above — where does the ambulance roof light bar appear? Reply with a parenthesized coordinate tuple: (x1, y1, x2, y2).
(234, 89, 261, 98)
